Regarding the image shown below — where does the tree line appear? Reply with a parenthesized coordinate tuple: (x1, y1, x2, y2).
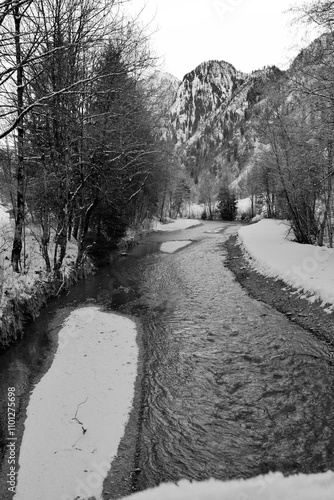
(248, 0, 334, 246)
(0, 0, 171, 272)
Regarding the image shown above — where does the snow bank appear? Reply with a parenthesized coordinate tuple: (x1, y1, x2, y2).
(160, 240, 192, 253)
(122, 471, 334, 499)
(239, 219, 334, 311)
(0, 223, 78, 318)
(14, 307, 138, 500)
(237, 197, 252, 216)
(0, 204, 10, 223)
(154, 219, 201, 232)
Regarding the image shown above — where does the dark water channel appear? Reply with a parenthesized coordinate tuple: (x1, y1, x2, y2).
(1, 220, 334, 495)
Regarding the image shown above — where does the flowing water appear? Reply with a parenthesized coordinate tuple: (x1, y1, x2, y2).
(1, 220, 334, 496)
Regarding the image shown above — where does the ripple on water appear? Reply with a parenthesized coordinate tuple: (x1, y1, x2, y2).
(134, 234, 334, 489)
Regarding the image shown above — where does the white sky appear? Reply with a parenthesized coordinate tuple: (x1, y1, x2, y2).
(128, 0, 316, 79)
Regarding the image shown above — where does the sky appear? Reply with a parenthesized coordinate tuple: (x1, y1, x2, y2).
(128, 0, 316, 80)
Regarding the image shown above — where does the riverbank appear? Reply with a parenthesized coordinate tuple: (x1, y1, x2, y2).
(116, 471, 334, 499)
(224, 221, 334, 349)
(0, 215, 202, 349)
(0, 202, 89, 349)
(0, 255, 94, 350)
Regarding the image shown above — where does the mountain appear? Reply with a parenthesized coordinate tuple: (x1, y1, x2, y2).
(170, 60, 245, 145)
(152, 70, 180, 105)
(163, 60, 283, 190)
(146, 71, 181, 140)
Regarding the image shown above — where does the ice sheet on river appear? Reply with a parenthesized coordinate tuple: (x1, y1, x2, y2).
(14, 307, 138, 500)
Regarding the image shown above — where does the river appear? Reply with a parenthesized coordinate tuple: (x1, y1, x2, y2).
(1, 220, 334, 497)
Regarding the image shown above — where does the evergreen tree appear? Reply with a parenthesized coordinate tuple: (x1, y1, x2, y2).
(217, 185, 236, 221)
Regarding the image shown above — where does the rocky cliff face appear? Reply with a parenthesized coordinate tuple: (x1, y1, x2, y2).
(170, 60, 245, 144)
(162, 60, 283, 188)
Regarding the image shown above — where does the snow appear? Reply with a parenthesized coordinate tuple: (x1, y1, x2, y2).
(154, 218, 201, 232)
(121, 471, 334, 499)
(0, 204, 10, 223)
(0, 218, 78, 318)
(239, 219, 334, 311)
(14, 307, 138, 500)
(182, 203, 206, 218)
(160, 240, 192, 253)
(237, 197, 252, 216)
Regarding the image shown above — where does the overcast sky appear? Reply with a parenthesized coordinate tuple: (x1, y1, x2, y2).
(128, 0, 316, 79)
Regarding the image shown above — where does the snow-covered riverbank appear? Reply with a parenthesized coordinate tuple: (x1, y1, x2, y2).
(121, 471, 334, 499)
(14, 307, 138, 500)
(0, 203, 81, 346)
(239, 219, 334, 312)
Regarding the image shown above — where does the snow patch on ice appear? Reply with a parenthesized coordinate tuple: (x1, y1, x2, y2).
(14, 307, 138, 500)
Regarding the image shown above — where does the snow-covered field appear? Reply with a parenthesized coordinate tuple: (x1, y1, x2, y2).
(239, 219, 334, 312)
(121, 471, 334, 499)
(14, 307, 138, 500)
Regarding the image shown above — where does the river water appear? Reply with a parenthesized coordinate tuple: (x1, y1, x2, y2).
(1, 220, 334, 496)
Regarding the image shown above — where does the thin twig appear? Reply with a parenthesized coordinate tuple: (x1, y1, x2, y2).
(72, 397, 88, 435)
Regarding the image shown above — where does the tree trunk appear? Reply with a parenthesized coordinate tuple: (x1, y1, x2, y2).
(11, 3, 25, 273)
(54, 210, 68, 272)
(76, 198, 98, 266)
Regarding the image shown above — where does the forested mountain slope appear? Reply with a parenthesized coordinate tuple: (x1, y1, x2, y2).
(164, 60, 283, 189)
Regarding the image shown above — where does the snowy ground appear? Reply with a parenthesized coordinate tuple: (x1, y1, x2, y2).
(121, 471, 334, 499)
(237, 196, 252, 217)
(14, 307, 138, 500)
(239, 219, 334, 312)
(153, 218, 201, 232)
(0, 204, 10, 223)
(0, 203, 78, 319)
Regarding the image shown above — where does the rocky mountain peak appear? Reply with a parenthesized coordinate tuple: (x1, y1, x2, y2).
(169, 60, 247, 145)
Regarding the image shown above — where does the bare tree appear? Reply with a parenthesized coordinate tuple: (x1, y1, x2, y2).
(0, 0, 132, 271)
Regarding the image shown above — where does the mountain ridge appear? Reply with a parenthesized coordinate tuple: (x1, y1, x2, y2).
(159, 59, 283, 189)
